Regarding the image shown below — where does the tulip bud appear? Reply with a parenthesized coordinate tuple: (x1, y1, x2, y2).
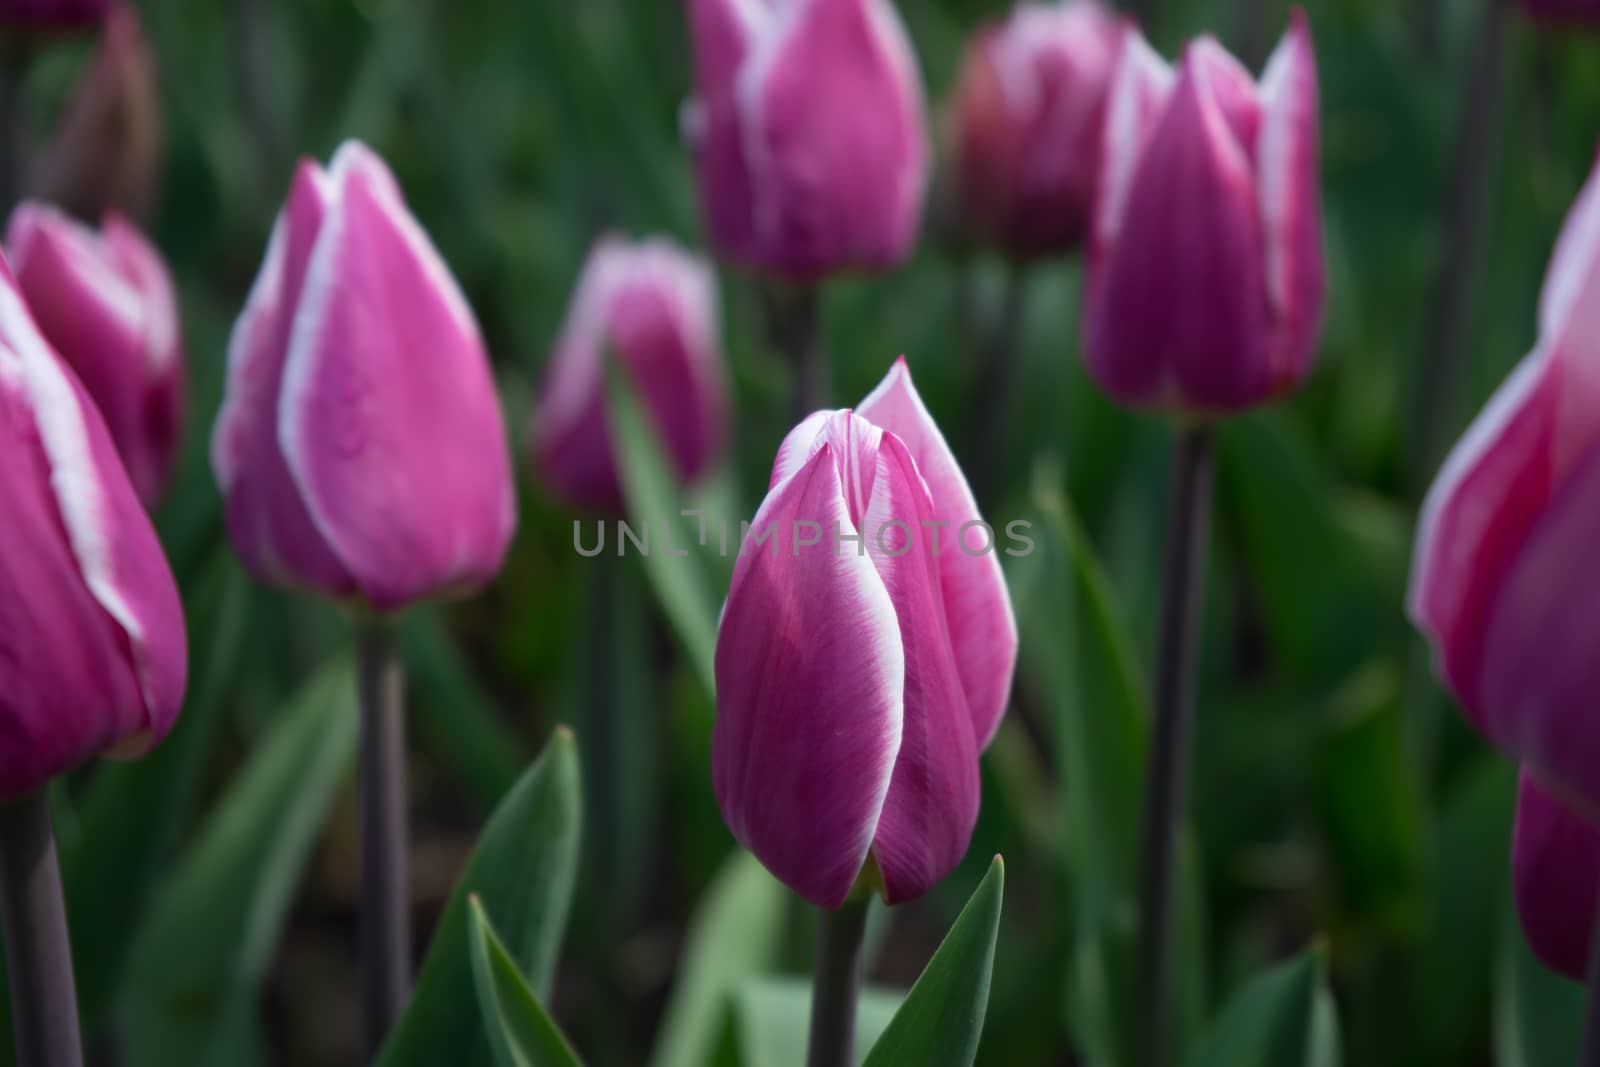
(28, 4, 162, 221)
(1083, 11, 1324, 415)
(946, 1, 1122, 259)
(682, 0, 930, 280)
(1410, 151, 1600, 815)
(8, 202, 183, 506)
(211, 141, 515, 612)
(529, 236, 728, 514)
(1513, 770, 1600, 980)
(0, 254, 186, 798)
(0, 0, 107, 30)
(713, 359, 1017, 908)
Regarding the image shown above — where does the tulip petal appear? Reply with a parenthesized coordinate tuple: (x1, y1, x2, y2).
(1256, 8, 1325, 385)
(858, 358, 1016, 749)
(683, 0, 768, 264)
(713, 444, 905, 909)
(1093, 24, 1173, 259)
(770, 408, 837, 488)
(278, 144, 515, 611)
(1513, 770, 1600, 981)
(211, 160, 354, 595)
(0, 273, 186, 796)
(1085, 39, 1271, 411)
(739, 0, 928, 275)
(1477, 441, 1600, 815)
(863, 431, 980, 904)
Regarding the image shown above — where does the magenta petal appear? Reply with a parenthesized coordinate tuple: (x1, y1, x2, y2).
(212, 163, 354, 596)
(1513, 770, 1600, 981)
(742, 0, 928, 276)
(1085, 39, 1272, 412)
(1093, 26, 1174, 259)
(683, 0, 765, 264)
(1477, 440, 1600, 814)
(1256, 8, 1325, 387)
(858, 359, 1016, 749)
(713, 445, 905, 909)
(863, 431, 979, 904)
(279, 145, 515, 611)
(0, 276, 186, 796)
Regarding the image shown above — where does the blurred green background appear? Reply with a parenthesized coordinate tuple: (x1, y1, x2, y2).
(13, 0, 1600, 1063)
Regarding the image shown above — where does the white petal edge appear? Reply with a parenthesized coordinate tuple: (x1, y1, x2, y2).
(211, 210, 287, 492)
(1094, 25, 1174, 252)
(1256, 18, 1313, 327)
(0, 279, 153, 708)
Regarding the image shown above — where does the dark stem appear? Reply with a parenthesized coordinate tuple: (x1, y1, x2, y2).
(231, 0, 282, 183)
(967, 264, 1030, 509)
(0, 791, 84, 1067)
(1414, 0, 1508, 492)
(1237, 0, 1271, 69)
(1134, 425, 1215, 1067)
(769, 284, 826, 423)
(358, 621, 411, 1058)
(1581, 893, 1600, 1067)
(806, 896, 871, 1067)
(1125, 0, 1159, 36)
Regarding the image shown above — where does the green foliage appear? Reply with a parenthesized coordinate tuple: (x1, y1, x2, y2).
(468, 898, 585, 1067)
(379, 729, 582, 1067)
(1184, 949, 1341, 1067)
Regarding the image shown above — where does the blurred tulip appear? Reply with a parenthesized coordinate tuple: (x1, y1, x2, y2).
(1520, 0, 1600, 23)
(0, 253, 186, 798)
(713, 359, 1017, 909)
(1083, 10, 1324, 415)
(8, 202, 183, 506)
(28, 5, 161, 220)
(1411, 151, 1600, 815)
(0, 0, 106, 29)
(211, 140, 515, 612)
(529, 236, 728, 513)
(947, 0, 1122, 259)
(682, 0, 929, 279)
(1513, 770, 1600, 980)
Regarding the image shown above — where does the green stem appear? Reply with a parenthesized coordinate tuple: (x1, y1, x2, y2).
(806, 896, 871, 1067)
(358, 621, 411, 1057)
(0, 790, 84, 1067)
(1134, 425, 1215, 1067)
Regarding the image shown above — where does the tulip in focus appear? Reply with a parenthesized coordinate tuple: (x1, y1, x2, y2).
(0, 0, 106, 29)
(8, 202, 183, 506)
(1083, 10, 1324, 415)
(682, 0, 930, 279)
(530, 236, 728, 513)
(0, 253, 186, 798)
(212, 140, 515, 612)
(947, 0, 1122, 259)
(28, 5, 162, 221)
(1410, 152, 1600, 817)
(1513, 770, 1600, 980)
(713, 359, 1017, 909)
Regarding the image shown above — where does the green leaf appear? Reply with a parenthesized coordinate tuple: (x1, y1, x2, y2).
(1494, 890, 1584, 1067)
(860, 856, 1005, 1067)
(724, 977, 901, 1067)
(650, 852, 789, 1067)
(467, 897, 584, 1067)
(122, 655, 359, 1067)
(61, 554, 253, 1032)
(378, 728, 582, 1067)
(608, 366, 734, 695)
(1185, 949, 1341, 1067)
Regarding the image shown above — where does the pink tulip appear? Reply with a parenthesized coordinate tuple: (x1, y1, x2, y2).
(1083, 10, 1324, 415)
(713, 359, 1017, 908)
(529, 236, 728, 513)
(212, 141, 515, 612)
(682, 0, 930, 279)
(1410, 151, 1600, 815)
(947, 0, 1122, 259)
(0, 0, 107, 29)
(0, 254, 186, 798)
(1513, 770, 1600, 980)
(29, 4, 163, 221)
(8, 202, 183, 506)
